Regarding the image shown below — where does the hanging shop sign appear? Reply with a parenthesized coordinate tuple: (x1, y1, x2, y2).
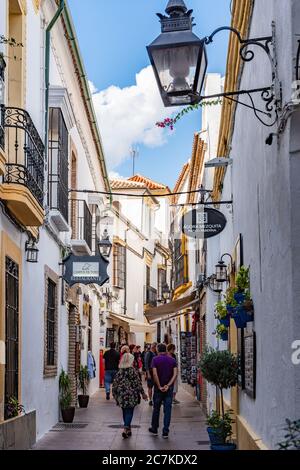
(181, 208, 227, 239)
(63, 254, 109, 287)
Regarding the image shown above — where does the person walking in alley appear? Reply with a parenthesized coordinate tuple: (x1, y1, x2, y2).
(149, 343, 178, 439)
(112, 353, 148, 439)
(167, 343, 180, 404)
(103, 342, 120, 400)
(144, 342, 157, 406)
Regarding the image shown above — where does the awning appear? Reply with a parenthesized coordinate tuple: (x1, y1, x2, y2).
(144, 291, 198, 324)
(108, 313, 156, 333)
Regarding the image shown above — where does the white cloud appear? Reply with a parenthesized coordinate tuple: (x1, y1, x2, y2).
(90, 66, 178, 169)
(88, 80, 98, 94)
(108, 170, 125, 180)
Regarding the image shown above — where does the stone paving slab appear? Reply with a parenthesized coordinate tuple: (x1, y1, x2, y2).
(34, 388, 210, 450)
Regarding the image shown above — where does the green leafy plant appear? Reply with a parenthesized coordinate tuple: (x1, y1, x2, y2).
(207, 409, 234, 442)
(278, 419, 300, 450)
(5, 396, 25, 419)
(199, 347, 239, 419)
(236, 266, 250, 291)
(215, 324, 228, 339)
(59, 369, 72, 410)
(225, 287, 238, 307)
(78, 365, 90, 395)
(215, 300, 228, 319)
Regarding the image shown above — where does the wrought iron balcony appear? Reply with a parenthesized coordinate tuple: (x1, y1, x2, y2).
(70, 199, 93, 255)
(0, 105, 4, 153)
(145, 286, 158, 307)
(3, 107, 45, 206)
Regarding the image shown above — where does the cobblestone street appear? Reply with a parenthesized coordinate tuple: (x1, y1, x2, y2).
(34, 388, 210, 451)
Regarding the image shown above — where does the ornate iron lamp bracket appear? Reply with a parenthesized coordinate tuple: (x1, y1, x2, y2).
(202, 22, 282, 127)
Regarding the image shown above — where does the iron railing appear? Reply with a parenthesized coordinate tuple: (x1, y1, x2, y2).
(70, 199, 93, 251)
(48, 108, 69, 222)
(3, 107, 45, 206)
(0, 105, 4, 152)
(0, 55, 5, 151)
(145, 286, 158, 307)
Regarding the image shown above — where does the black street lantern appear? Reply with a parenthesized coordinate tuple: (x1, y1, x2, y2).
(147, 0, 207, 107)
(162, 282, 171, 301)
(215, 260, 228, 283)
(215, 253, 234, 282)
(98, 229, 112, 258)
(25, 238, 39, 263)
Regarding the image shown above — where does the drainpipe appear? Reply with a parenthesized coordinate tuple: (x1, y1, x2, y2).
(44, 0, 65, 163)
(123, 227, 130, 316)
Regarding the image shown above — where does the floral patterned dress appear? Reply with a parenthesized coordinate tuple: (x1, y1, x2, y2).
(112, 367, 144, 409)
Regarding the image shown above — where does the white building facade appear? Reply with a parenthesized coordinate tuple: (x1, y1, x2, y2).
(0, 0, 111, 448)
(202, 0, 300, 450)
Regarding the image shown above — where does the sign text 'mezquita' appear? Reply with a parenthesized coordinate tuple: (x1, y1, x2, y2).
(181, 208, 227, 239)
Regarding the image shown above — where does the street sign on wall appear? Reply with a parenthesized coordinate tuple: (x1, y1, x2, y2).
(181, 208, 227, 239)
(63, 254, 109, 287)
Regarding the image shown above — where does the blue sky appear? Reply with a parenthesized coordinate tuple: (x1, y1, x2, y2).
(68, 0, 231, 187)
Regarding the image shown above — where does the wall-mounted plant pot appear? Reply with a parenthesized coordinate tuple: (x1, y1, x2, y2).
(232, 307, 254, 328)
(234, 292, 245, 304)
(211, 443, 237, 451)
(232, 308, 247, 328)
(220, 332, 228, 341)
(78, 395, 89, 408)
(220, 317, 230, 328)
(61, 407, 75, 423)
(226, 305, 235, 315)
(244, 300, 254, 312)
(207, 427, 225, 445)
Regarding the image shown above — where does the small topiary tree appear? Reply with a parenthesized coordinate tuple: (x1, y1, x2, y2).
(199, 347, 239, 419)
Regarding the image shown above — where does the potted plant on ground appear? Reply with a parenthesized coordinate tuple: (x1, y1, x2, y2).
(216, 324, 229, 341)
(78, 365, 90, 408)
(215, 300, 230, 327)
(206, 409, 235, 448)
(59, 369, 75, 423)
(199, 347, 239, 450)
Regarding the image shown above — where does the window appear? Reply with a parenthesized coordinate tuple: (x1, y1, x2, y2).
(5, 257, 19, 420)
(44, 267, 58, 377)
(48, 108, 69, 222)
(174, 238, 187, 289)
(158, 268, 167, 300)
(47, 280, 56, 366)
(113, 244, 126, 289)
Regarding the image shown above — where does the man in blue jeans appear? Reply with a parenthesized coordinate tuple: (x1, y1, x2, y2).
(149, 343, 178, 439)
(103, 342, 120, 400)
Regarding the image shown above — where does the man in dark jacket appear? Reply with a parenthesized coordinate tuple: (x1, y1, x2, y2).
(144, 342, 157, 406)
(103, 342, 120, 400)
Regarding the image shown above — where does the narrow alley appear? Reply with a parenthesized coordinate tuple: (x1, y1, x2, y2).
(34, 388, 209, 451)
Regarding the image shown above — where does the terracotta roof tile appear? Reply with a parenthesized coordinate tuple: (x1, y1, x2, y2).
(128, 174, 169, 191)
(110, 179, 147, 189)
